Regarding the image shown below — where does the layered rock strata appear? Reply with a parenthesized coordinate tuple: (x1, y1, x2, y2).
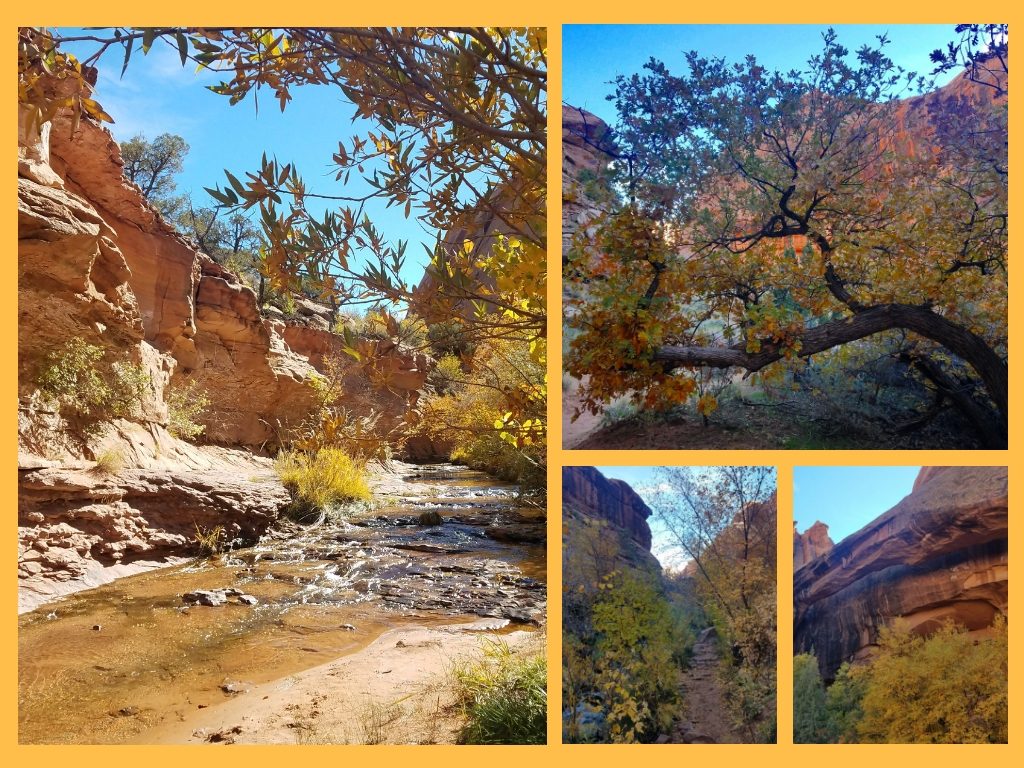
(18, 84, 430, 606)
(794, 466, 1008, 678)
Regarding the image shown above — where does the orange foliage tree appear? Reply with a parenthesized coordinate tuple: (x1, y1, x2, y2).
(19, 27, 547, 454)
(565, 29, 1006, 446)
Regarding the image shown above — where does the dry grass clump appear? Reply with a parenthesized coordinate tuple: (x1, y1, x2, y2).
(275, 447, 371, 513)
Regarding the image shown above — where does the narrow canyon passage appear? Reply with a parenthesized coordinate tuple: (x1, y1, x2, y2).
(672, 628, 743, 744)
(18, 464, 546, 745)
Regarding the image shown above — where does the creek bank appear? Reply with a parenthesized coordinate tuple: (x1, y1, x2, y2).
(141, 622, 540, 745)
(18, 443, 288, 613)
(18, 463, 546, 744)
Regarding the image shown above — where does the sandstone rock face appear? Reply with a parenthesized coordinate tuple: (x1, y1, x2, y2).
(562, 466, 653, 551)
(794, 521, 834, 569)
(794, 466, 1008, 679)
(18, 86, 431, 609)
(21, 107, 429, 452)
(18, 446, 289, 613)
(562, 106, 616, 258)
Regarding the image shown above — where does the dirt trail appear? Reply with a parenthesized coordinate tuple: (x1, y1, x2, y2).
(672, 628, 744, 744)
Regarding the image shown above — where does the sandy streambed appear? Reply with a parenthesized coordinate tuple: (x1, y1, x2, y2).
(18, 463, 546, 744)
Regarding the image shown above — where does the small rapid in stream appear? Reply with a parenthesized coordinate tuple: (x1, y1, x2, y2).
(18, 463, 546, 744)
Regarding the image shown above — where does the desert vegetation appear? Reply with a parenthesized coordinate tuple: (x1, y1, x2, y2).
(563, 466, 776, 743)
(564, 25, 1007, 449)
(795, 618, 1007, 743)
(451, 638, 547, 745)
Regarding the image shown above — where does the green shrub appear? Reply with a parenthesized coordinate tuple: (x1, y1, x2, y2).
(793, 653, 829, 743)
(426, 318, 475, 358)
(36, 339, 149, 426)
(167, 379, 210, 440)
(426, 354, 463, 395)
(451, 433, 544, 490)
(598, 398, 639, 428)
(275, 447, 371, 513)
(109, 360, 150, 416)
(452, 639, 547, 745)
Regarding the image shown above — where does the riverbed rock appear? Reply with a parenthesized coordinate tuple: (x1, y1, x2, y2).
(794, 466, 1008, 679)
(418, 510, 444, 526)
(183, 590, 229, 607)
(18, 452, 290, 612)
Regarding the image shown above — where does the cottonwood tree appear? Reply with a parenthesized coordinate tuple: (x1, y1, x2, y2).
(19, 27, 547, 453)
(565, 29, 1007, 447)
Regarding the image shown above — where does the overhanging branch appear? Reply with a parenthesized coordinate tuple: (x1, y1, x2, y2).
(653, 302, 1007, 419)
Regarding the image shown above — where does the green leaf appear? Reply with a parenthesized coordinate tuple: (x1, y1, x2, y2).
(120, 36, 134, 79)
(224, 169, 245, 195)
(141, 28, 155, 54)
(175, 32, 188, 67)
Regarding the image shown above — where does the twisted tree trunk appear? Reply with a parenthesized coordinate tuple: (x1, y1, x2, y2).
(653, 302, 1007, 437)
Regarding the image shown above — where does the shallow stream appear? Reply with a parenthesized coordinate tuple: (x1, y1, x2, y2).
(18, 464, 546, 744)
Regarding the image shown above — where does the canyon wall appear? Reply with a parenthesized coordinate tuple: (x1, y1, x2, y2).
(794, 521, 834, 570)
(23, 108, 428, 451)
(18, 91, 429, 609)
(562, 106, 615, 260)
(794, 466, 1008, 678)
(562, 466, 659, 572)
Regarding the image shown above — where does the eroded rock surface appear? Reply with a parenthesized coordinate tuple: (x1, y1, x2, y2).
(794, 466, 1008, 678)
(562, 106, 616, 258)
(562, 466, 653, 551)
(794, 521, 834, 569)
(18, 447, 289, 613)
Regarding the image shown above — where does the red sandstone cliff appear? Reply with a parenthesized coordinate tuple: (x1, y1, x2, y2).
(562, 106, 615, 259)
(17, 81, 429, 609)
(562, 466, 653, 551)
(794, 466, 1007, 678)
(794, 521, 835, 569)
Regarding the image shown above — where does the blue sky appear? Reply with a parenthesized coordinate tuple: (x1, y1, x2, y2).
(59, 31, 439, 288)
(794, 466, 921, 544)
(563, 24, 959, 126)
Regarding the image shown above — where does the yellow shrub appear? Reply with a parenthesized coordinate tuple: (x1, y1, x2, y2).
(275, 448, 371, 511)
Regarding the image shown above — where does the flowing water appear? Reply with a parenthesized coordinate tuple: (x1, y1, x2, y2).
(18, 464, 546, 744)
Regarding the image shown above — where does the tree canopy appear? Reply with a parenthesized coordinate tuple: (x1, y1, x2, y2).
(565, 28, 1007, 447)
